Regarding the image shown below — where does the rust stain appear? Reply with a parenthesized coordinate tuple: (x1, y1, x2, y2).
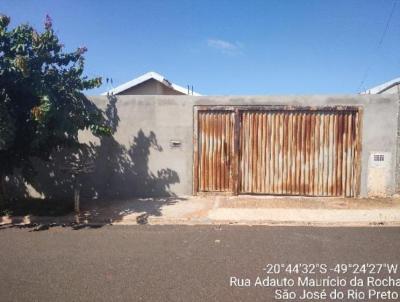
(196, 107, 360, 197)
(238, 110, 359, 197)
(198, 111, 234, 192)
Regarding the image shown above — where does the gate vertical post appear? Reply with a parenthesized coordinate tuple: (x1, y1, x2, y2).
(193, 106, 199, 195)
(355, 107, 363, 197)
(233, 108, 240, 195)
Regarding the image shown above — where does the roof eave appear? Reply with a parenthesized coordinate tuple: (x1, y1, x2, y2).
(101, 71, 201, 96)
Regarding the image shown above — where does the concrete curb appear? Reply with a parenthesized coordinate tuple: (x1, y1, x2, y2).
(0, 215, 112, 226)
(207, 208, 400, 224)
(2, 213, 400, 227)
(3, 196, 400, 228)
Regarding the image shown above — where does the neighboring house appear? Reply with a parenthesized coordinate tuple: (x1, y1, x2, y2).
(102, 71, 201, 96)
(361, 77, 400, 95)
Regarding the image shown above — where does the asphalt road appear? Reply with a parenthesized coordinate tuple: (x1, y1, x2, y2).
(0, 225, 400, 301)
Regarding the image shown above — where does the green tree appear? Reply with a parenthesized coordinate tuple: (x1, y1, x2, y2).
(0, 15, 109, 201)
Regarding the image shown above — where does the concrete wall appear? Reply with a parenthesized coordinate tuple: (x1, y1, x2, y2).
(376, 85, 400, 194)
(25, 94, 398, 200)
(62, 94, 397, 199)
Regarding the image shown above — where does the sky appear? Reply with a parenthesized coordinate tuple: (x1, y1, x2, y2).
(1, 0, 400, 95)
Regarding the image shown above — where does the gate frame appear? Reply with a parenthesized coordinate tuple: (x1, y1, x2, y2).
(193, 106, 239, 195)
(193, 105, 363, 197)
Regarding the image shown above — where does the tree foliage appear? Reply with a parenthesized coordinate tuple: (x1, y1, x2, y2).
(0, 15, 109, 182)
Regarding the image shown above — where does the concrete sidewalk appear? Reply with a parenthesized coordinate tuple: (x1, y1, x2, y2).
(1, 195, 400, 226)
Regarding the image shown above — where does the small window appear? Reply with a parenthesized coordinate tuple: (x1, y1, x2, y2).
(373, 154, 385, 162)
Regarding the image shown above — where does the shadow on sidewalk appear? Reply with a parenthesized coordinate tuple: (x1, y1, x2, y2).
(0, 95, 183, 231)
(0, 196, 188, 231)
(77, 196, 188, 226)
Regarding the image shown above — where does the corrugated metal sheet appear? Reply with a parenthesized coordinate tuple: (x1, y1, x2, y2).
(198, 111, 235, 192)
(240, 110, 360, 197)
(195, 106, 361, 197)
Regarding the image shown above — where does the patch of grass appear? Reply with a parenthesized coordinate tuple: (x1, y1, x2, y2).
(0, 198, 73, 216)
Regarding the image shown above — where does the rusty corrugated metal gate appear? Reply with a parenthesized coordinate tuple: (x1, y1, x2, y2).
(194, 106, 362, 197)
(197, 111, 235, 192)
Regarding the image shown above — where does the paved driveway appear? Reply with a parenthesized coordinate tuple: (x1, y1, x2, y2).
(0, 226, 399, 301)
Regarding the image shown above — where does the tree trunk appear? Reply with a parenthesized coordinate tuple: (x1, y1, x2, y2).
(0, 173, 7, 206)
(73, 174, 80, 213)
(74, 186, 80, 213)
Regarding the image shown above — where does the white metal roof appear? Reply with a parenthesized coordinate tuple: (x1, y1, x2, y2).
(361, 77, 400, 94)
(102, 71, 201, 96)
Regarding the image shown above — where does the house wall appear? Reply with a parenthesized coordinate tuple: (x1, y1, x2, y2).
(371, 86, 400, 194)
(62, 94, 397, 199)
(117, 78, 185, 95)
(27, 95, 399, 200)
